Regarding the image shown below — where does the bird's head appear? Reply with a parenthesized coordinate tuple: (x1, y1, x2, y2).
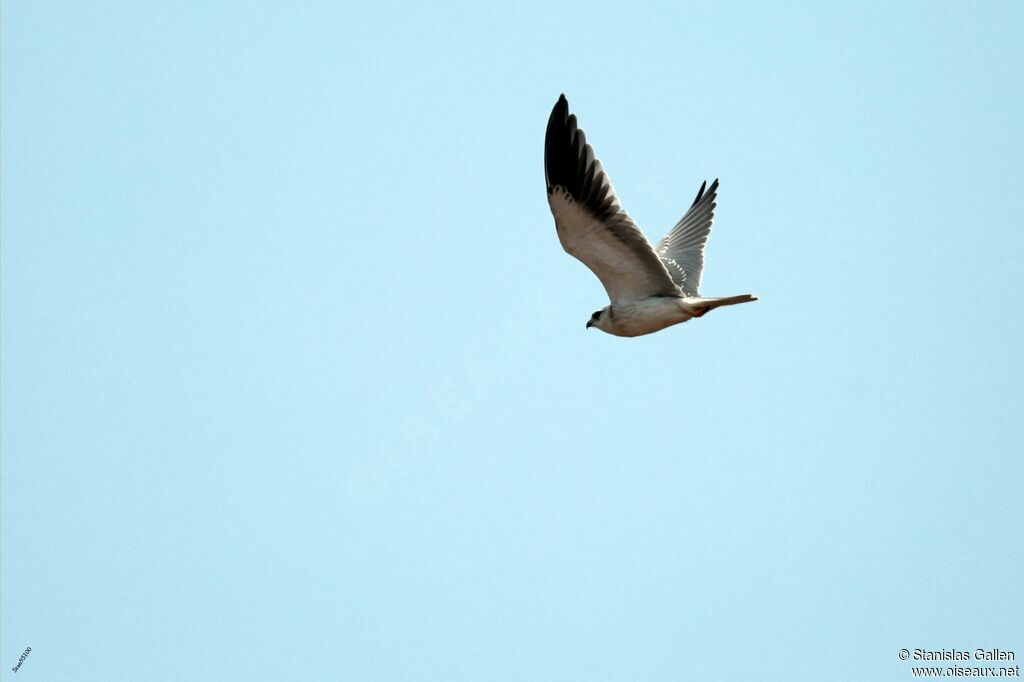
(586, 307, 611, 331)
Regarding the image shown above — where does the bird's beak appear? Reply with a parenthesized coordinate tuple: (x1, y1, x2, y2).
(586, 321, 593, 329)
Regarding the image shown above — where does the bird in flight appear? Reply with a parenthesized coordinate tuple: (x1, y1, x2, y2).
(545, 94, 757, 337)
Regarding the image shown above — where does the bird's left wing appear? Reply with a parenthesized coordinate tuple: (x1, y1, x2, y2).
(545, 95, 680, 304)
(654, 179, 718, 297)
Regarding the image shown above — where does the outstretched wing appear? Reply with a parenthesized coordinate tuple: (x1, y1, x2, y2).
(545, 95, 680, 304)
(655, 178, 718, 297)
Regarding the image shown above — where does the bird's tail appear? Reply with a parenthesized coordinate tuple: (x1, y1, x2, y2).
(684, 294, 758, 316)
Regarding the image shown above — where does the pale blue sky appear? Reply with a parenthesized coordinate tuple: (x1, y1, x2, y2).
(2, 1, 1022, 680)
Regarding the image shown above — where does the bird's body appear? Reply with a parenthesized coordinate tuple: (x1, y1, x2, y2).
(589, 295, 757, 337)
(592, 296, 698, 338)
(544, 95, 756, 337)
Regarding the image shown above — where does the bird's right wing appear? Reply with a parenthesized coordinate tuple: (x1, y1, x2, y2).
(545, 95, 680, 304)
(654, 179, 718, 297)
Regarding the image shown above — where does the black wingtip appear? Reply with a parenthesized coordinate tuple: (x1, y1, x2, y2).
(545, 94, 575, 189)
(548, 95, 569, 125)
(691, 180, 707, 207)
(690, 178, 721, 206)
(544, 95, 618, 222)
